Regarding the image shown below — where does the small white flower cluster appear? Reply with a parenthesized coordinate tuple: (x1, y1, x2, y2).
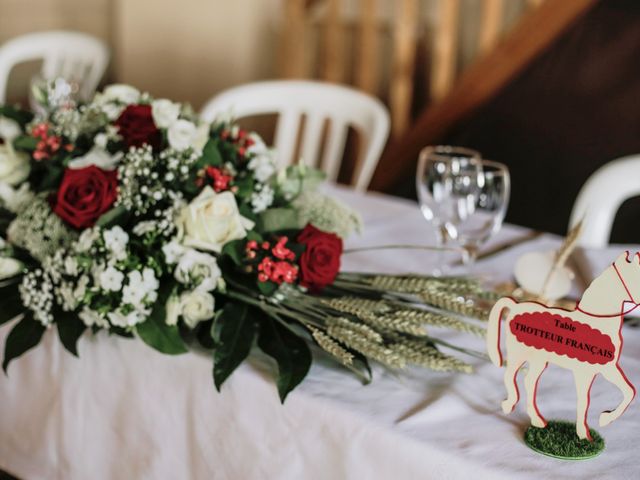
(116, 145, 195, 216)
(162, 240, 222, 328)
(245, 133, 277, 213)
(132, 192, 185, 238)
(250, 183, 274, 213)
(19, 268, 55, 326)
(92, 84, 141, 120)
(49, 107, 82, 140)
(38, 225, 163, 330)
(293, 190, 363, 239)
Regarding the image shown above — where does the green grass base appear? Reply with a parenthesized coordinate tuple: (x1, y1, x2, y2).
(523, 420, 605, 460)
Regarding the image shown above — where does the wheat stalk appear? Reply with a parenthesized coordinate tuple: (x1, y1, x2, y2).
(540, 219, 583, 301)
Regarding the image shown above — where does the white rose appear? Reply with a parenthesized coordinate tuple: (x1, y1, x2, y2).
(0, 144, 30, 185)
(68, 147, 121, 171)
(0, 117, 21, 142)
(178, 186, 254, 252)
(152, 99, 181, 129)
(0, 257, 22, 280)
(0, 182, 33, 213)
(168, 120, 209, 152)
(102, 84, 140, 104)
(168, 119, 196, 151)
(192, 124, 210, 153)
(179, 290, 215, 328)
(174, 249, 221, 291)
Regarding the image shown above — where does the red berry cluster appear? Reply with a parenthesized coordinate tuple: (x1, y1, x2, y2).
(220, 127, 255, 159)
(31, 122, 71, 161)
(246, 237, 299, 285)
(197, 166, 234, 192)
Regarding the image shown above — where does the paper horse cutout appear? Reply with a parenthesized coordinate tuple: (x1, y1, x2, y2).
(487, 251, 637, 440)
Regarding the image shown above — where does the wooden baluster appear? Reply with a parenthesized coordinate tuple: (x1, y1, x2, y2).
(280, 0, 306, 78)
(355, 0, 378, 95)
(321, 0, 344, 83)
(430, 0, 460, 101)
(479, 0, 505, 55)
(528, 0, 545, 7)
(390, 0, 419, 136)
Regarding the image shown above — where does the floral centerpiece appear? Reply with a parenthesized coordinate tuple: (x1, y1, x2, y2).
(0, 84, 490, 400)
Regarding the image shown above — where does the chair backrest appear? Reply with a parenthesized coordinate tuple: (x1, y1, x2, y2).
(569, 155, 640, 248)
(0, 31, 109, 103)
(279, 0, 548, 137)
(200, 80, 390, 192)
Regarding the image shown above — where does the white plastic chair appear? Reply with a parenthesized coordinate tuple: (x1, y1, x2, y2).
(200, 80, 390, 191)
(569, 155, 640, 248)
(0, 31, 109, 103)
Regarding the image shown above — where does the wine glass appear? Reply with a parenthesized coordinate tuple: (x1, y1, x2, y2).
(454, 160, 510, 267)
(416, 146, 483, 270)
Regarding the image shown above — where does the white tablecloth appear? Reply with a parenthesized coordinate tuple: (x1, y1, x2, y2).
(2, 185, 640, 480)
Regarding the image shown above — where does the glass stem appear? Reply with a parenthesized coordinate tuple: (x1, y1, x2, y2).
(461, 244, 479, 273)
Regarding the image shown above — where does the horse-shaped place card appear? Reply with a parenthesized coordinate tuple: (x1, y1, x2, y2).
(487, 251, 637, 441)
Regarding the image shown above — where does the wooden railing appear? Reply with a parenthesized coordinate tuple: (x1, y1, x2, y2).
(369, 0, 597, 192)
(279, 0, 549, 137)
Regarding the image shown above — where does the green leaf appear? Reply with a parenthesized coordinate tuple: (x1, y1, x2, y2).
(234, 175, 255, 199)
(221, 239, 245, 266)
(135, 282, 188, 355)
(2, 314, 46, 373)
(257, 280, 277, 297)
(238, 203, 257, 224)
(258, 316, 311, 402)
(0, 105, 34, 126)
(246, 230, 263, 242)
(259, 208, 301, 232)
(12, 135, 37, 151)
(96, 205, 130, 228)
(201, 139, 223, 166)
(56, 311, 86, 357)
(0, 283, 26, 326)
(212, 302, 257, 390)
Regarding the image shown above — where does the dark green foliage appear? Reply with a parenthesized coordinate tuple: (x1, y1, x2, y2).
(0, 283, 25, 326)
(201, 139, 223, 167)
(212, 302, 257, 390)
(0, 104, 34, 126)
(135, 282, 188, 355)
(2, 314, 46, 373)
(524, 421, 604, 459)
(56, 311, 86, 357)
(96, 205, 131, 228)
(221, 239, 245, 266)
(257, 316, 311, 402)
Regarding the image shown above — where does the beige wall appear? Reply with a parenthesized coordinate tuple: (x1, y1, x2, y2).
(112, 0, 281, 107)
(0, 0, 281, 108)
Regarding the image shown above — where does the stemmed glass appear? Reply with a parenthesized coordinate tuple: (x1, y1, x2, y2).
(416, 146, 483, 271)
(454, 159, 510, 266)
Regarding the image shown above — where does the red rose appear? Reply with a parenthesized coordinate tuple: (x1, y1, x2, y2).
(297, 224, 343, 292)
(53, 166, 118, 229)
(114, 104, 162, 150)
